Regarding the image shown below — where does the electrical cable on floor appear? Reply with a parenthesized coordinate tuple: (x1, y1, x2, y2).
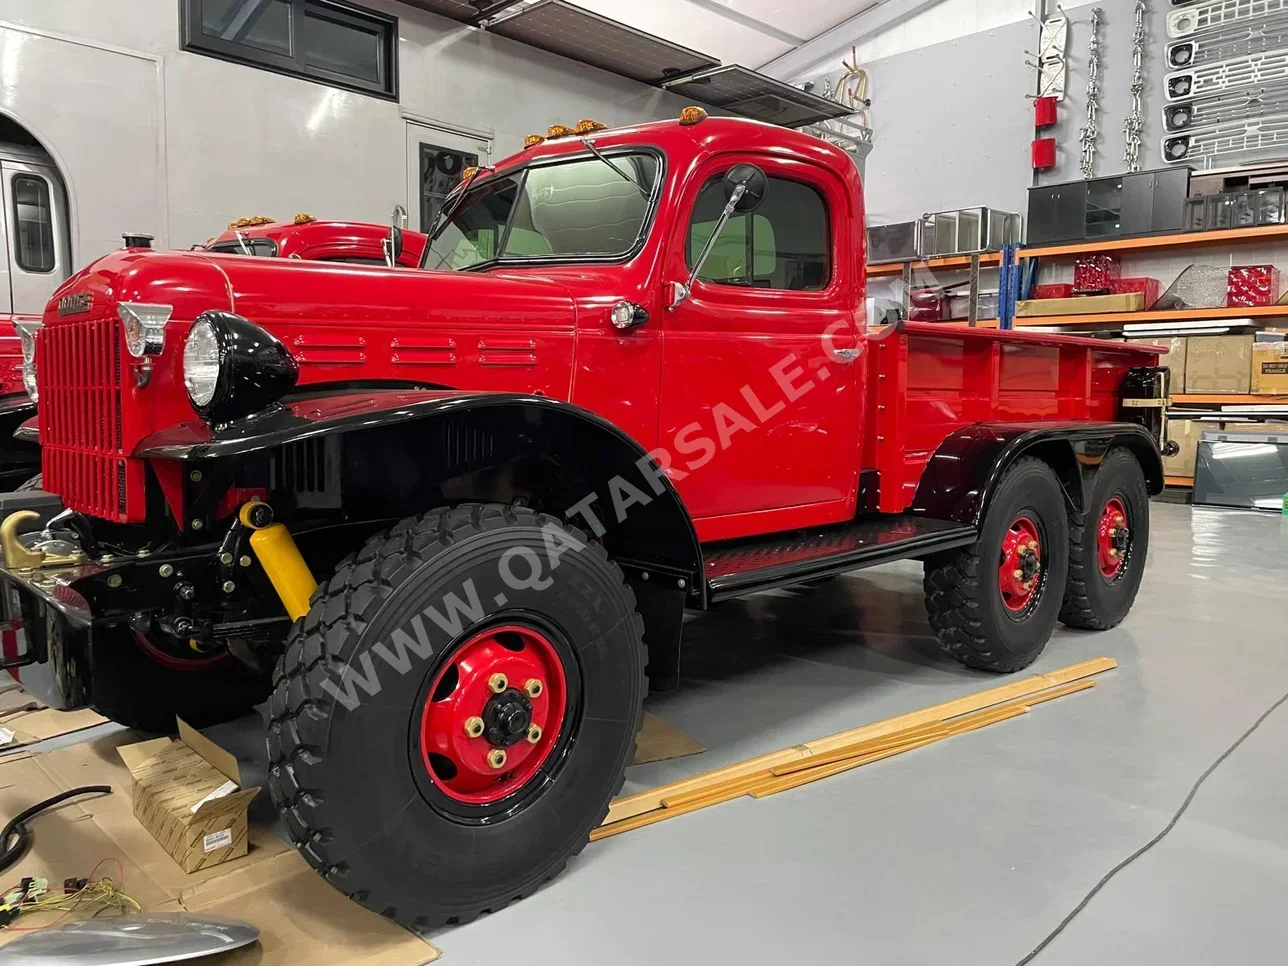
(1014, 688, 1288, 965)
(0, 786, 112, 876)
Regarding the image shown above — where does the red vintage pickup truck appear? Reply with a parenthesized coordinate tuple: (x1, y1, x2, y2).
(3, 113, 1165, 927)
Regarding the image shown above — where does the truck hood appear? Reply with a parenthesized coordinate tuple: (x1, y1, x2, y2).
(42, 250, 582, 457)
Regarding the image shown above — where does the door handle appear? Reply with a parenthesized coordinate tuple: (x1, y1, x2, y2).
(833, 348, 859, 362)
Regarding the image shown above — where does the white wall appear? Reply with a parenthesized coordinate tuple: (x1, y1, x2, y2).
(1, 0, 692, 258)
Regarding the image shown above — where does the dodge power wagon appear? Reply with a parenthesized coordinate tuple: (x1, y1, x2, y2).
(1, 113, 1166, 926)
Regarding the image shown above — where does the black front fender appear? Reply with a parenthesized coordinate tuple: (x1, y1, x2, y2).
(135, 388, 705, 601)
(912, 422, 1164, 527)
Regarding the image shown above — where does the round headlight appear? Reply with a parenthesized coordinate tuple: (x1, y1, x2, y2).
(14, 321, 40, 403)
(182, 311, 299, 425)
(183, 319, 221, 408)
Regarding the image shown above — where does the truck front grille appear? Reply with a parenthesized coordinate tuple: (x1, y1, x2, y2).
(39, 317, 130, 521)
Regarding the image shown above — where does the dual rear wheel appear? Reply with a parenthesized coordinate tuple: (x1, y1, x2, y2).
(924, 448, 1149, 671)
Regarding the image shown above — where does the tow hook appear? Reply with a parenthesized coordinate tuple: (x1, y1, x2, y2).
(238, 501, 318, 621)
(0, 511, 88, 571)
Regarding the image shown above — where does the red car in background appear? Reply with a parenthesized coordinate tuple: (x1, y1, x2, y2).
(204, 214, 428, 267)
(4, 215, 428, 489)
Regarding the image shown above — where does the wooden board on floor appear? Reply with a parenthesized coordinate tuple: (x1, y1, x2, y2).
(632, 712, 705, 765)
(596, 658, 1116, 834)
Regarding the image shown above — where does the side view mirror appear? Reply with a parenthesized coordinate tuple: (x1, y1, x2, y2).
(669, 164, 768, 310)
(383, 204, 409, 267)
(723, 164, 767, 214)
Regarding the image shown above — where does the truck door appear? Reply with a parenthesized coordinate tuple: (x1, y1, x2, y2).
(658, 153, 862, 539)
(0, 159, 71, 315)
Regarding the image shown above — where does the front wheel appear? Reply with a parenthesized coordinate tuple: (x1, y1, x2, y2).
(266, 504, 646, 928)
(923, 457, 1070, 672)
(1060, 447, 1149, 630)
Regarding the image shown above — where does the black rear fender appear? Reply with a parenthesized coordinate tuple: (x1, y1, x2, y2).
(912, 422, 1164, 526)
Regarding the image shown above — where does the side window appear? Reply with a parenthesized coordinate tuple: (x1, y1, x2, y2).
(687, 174, 830, 291)
(11, 175, 55, 273)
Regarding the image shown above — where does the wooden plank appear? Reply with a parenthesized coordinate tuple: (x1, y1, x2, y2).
(599, 657, 1116, 826)
(1012, 304, 1288, 328)
(751, 704, 1031, 799)
(769, 721, 952, 777)
(1019, 223, 1288, 260)
(1165, 475, 1194, 487)
(1172, 394, 1288, 405)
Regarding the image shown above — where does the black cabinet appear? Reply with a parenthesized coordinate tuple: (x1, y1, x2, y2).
(1027, 181, 1087, 245)
(1027, 167, 1191, 245)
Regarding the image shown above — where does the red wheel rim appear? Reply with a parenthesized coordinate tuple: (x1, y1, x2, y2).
(1097, 497, 1130, 579)
(418, 624, 568, 806)
(998, 515, 1043, 613)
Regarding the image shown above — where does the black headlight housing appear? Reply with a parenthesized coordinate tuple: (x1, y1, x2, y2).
(183, 310, 299, 426)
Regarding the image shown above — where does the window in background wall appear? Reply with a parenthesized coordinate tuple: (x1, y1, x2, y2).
(181, 0, 398, 100)
(11, 176, 55, 273)
(419, 144, 480, 233)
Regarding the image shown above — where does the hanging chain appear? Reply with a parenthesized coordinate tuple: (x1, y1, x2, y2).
(1123, 0, 1147, 172)
(1079, 7, 1104, 180)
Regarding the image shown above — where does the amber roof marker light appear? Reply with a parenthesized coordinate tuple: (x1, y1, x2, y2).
(679, 106, 708, 126)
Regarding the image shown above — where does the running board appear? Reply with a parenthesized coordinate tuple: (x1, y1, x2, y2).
(703, 516, 978, 602)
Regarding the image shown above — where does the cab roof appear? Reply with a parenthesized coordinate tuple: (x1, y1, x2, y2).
(481, 115, 855, 187)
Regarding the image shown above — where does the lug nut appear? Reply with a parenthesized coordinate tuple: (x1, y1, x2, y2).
(487, 749, 507, 770)
(239, 555, 253, 568)
(1027, 541, 1037, 551)
(218, 552, 233, 565)
(488, 673, 508, 693)
(159, 564, 174, 578)
(222, 580, 236, 593)
(1109, 548, 1118, 557)
(464, 716, 484, 738)
(524, 678, 544, 698)
(1013, 569, 1023, 579)
(526, 724, 542, 744)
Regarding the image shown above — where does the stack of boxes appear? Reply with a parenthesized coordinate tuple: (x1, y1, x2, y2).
(1130, 329, 1288, 478)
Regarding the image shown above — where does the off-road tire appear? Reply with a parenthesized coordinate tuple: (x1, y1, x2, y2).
(923, 457, 1070, 672)
(265, 503, 646, 929)
(1059, 447, 1149, 630)
(89, 630, 271, 732)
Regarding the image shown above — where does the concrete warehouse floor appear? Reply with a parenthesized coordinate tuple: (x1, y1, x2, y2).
(31, 503, 1288, 964)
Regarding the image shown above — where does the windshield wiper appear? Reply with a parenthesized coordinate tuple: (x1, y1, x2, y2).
(580, 137, 648, 198)
(428, 165, 491, 242)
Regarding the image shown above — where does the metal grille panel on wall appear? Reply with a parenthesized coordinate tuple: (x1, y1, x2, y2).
(487, 0, 719, 85)
(1163, 0, 1288, 165)
(664, 66, 852, 128)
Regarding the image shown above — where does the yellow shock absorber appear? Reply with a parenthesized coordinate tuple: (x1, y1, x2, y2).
(239, 501, 317, 621)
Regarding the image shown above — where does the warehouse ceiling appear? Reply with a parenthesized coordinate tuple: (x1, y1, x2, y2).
(550, 0, 884, 71)
(401, 0, 903, 75)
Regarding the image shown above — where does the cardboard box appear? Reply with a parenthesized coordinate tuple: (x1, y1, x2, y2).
(118, 719, 260, 873)
(1164, 418, 1217, 477)
(1251, 339, 1288, 395)
(1185, 334, 1255, 394)
(1015, 292, 1144, 317)
(1128, 336, 1187, 394)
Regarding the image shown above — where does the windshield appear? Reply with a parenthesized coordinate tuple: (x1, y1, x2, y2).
(422, 152, 661, 271)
